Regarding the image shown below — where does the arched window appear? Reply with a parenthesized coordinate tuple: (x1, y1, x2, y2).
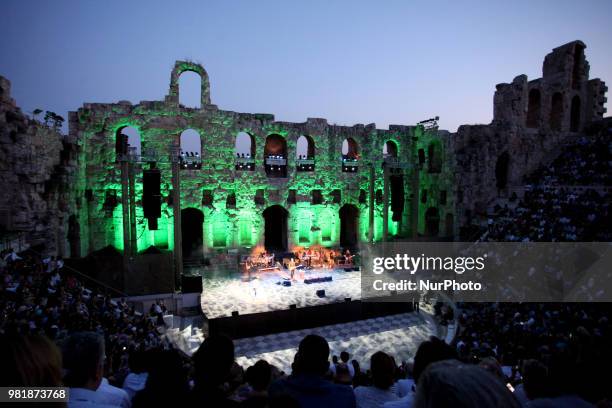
(235, 132, 255, 171)
(264, 134, 287, 177)
(180, 129, 201, 169)
(427, 142, 442, 173)
(341, 138, 359, 173)
(526, 89, 541, 128)
(550, 92, 564, 131)
(116, 126, 141, 161)
(296, 135, 315, 171)
(178, 71, 201, 108)
(570, 95, 581, 132)
(383, 140, 398, 158)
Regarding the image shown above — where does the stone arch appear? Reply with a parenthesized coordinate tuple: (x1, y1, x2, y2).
(115, 126, 141, 161)
(342, 138, 360, 159)
(263, 205, 288, 252)
(339, 204, 360, 249)
(570, 95, 581, 132)
(526, 88, 541, 128)
(383, 140, 398, 158)
(296, 135, 315, 159)
(236, 132, 255, 157)
(424, 207, 440, 237)
(264, 134, 288, 177)
(427, 141, 442, 173)
(181, 207, 204, 259)
(180, 129, 202, 156)
(550, 92, 564, 131)
(167, 60, 211, 107)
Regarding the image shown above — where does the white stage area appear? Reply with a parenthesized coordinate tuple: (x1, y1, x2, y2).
(199, 267, 361, 318)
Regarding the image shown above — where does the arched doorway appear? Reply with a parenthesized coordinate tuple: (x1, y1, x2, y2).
(550, 92, 564, 131)
(495, 152, 510, 190)
(339, 204, 359, 249)
(570, 95, 581, 132)
(181, 208, 204, 259)
(263, 205, 288, 252)
(526, 89, 541, 128)
(425, 207, 440, 237)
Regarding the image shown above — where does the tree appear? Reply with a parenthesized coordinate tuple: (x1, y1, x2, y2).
(43, 111, 65, 129)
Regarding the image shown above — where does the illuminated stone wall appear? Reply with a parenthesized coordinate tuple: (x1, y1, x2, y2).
(69, 61, 454, 257)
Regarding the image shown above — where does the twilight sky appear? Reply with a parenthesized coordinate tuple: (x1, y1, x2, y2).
(1, 0, 611, 135)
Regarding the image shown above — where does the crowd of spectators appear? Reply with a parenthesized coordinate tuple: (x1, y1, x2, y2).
(487, 133, 611, 242)
(0, 248, 171, 393)
(2, 133, 611, 407)
(524, 135, 611, 186)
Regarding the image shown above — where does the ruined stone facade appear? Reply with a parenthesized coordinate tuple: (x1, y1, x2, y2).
(453, 40, 607, 232)
(0, 76, 77, 255)
(0, 40, 607, 283)
(69, 61, 454, 263)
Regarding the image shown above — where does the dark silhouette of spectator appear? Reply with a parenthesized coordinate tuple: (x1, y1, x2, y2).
(132, 349, 189, 408)
(189, 334, 239, 407)
(354, 351, 399, 407)
(414, 360, 521, 408)
(241, 360, 272, 408)
(269, 334, 356, 408)
(413, 336, 457, 384)
(0, 333, 63, 387)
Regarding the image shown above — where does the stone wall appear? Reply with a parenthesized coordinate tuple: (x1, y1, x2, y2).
(0, 76, 78, 255)
(452, 40, 608, 232)
(69, 63, 454, 258)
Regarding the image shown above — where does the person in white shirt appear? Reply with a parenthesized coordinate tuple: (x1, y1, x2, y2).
(97, 378, 131, 408)
(61, 332, 118, 408)
(122, 351, 148, 400)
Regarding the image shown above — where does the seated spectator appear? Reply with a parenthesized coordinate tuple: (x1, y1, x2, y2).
(61, 331, 117, 408)
(97, 378, 130, 408)
(189, 334, 239, 407)
(413, 360, 521, 408)
(354, 351, 400, 408)
(269, 334, 356, 408)
(241, 360, 272, 408)
(122, 351, 148, 400)
(132, 349, 189, 408)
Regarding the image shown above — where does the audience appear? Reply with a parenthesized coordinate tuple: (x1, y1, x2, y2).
(1, 134, 611, 407)
(269, 334, 356, 408)
(61, 331, 116, 408)
(354, 351, 399, 408)
(413, 360, 521, 408)
(189, 334, 239, 407)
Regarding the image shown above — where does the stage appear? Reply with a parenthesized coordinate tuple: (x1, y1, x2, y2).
(198, 267, 361, 319)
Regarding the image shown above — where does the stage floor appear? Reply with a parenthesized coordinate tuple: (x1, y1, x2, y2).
(199, 267, 361, 319)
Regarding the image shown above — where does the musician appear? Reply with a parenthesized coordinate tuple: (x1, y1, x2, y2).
(344, 249, 354, 264)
